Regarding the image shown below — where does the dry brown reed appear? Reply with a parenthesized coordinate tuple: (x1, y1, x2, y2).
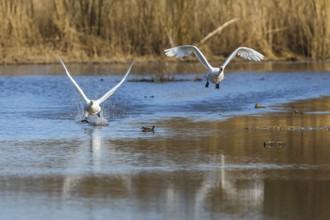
(0, 0, 329, 63)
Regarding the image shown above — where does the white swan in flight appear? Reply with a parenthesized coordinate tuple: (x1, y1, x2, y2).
(57, 55, 134, 123)
(164, 45, 264, 89)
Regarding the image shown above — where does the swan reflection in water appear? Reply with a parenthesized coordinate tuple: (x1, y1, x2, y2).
(164, 153, 265, 218)
(61, 129, 264, 216)
(61, 127, 132, 198)
(194, 154, 264, 215)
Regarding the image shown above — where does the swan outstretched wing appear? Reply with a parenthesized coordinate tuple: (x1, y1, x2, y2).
(57, 54, 90, 103)
(97, 61, 134, 104)
(222, 47, 264, 69)
(164, 45, 213, 71)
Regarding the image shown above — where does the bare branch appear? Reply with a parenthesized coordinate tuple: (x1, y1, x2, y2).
(199, 18, 239, 45)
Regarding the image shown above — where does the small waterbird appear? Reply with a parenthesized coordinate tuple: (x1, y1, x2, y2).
(57, 54, 134, 123)
(164, 45, 264, 89)
(141, 126, 155, 132)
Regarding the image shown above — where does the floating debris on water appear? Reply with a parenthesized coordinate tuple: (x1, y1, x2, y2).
(246, 125, 330, 131)
(255, 104, 266, 108)
(144, 95, 155, 98)
(246, 125, 298, 131)
(129, 75, 187, 82)
(264, 140, 287, 148)
(293, 110, 304, 115)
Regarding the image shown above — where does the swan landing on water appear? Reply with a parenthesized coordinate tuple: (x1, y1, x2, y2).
(164, 45, 264, 89)
(57, 55, 134, 123)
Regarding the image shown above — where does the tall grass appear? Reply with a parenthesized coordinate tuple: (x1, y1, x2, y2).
(0, 0, 329, 63)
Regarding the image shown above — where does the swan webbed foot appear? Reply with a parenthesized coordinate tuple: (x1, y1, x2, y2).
(205, 81, 209, 88)
(81, 118, 89, 123)
(215, 83, 220, 89)
(97, 112, 101, 117)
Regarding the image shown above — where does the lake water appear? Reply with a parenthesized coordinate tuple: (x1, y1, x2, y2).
(0, 62, 330, 219)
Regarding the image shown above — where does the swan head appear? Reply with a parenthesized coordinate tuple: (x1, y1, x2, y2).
(90, 100, 98, 106)
(88, 100, 100, 109)
(86, 100, 101, 115)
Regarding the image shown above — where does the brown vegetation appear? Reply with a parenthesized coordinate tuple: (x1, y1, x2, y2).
(0, 0, 329, 63)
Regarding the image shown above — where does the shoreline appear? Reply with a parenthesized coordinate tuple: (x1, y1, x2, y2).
(0, 60, 329, 77)
(0, 54, 329, 65)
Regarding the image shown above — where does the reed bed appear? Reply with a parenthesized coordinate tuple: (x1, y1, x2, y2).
(0, 0, 329, 63)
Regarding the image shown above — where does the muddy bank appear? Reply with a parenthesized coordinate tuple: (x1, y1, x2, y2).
(139, 95, 330, 157)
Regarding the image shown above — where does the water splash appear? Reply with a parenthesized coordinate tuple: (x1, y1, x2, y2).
(88, 116, 109, 126)
(74, 103, 109, 126)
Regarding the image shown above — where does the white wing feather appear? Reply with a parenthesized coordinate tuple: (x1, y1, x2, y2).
(57, 54, 90, 104)
(164, 45, 214, 71)
(96, 61, 134, 104)
(222, 47, 264, 69)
